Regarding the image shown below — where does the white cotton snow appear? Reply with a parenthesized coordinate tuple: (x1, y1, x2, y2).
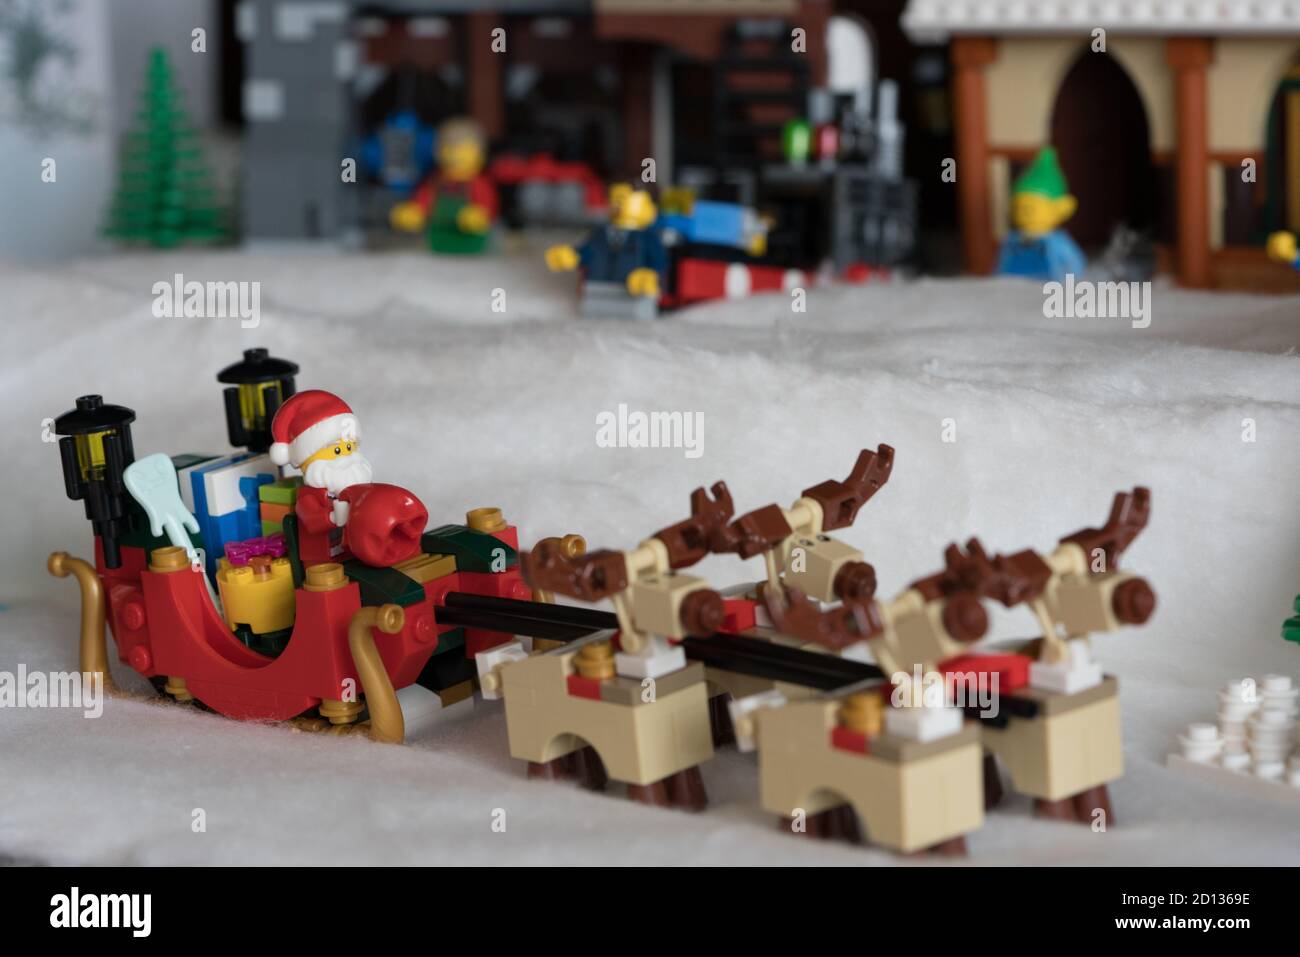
(1, 243, 1298, 864)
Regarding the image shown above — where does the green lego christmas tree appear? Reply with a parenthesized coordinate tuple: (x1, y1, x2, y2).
(103, 48, 232, 247)
(1284, 594, 1300, 646)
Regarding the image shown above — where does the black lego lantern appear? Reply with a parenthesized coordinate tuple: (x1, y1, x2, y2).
(55, 395, 137, 569)
(217, 348, 299, 454)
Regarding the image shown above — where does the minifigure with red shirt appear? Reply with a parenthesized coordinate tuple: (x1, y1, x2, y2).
(390, 117, 498, 255)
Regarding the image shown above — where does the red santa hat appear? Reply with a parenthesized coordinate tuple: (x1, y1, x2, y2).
(269, 390, 360, 468)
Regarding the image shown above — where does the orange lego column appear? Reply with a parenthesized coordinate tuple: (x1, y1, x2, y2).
(800, 0, 831, 88)
(467, 12, 505, 141)
(1166, 37, 1215, 289)
(950, 37, 998, 275)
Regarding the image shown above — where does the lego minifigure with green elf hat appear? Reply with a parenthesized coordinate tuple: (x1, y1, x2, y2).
(996, 147, 1087, 283)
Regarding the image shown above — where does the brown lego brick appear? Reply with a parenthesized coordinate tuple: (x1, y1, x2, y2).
(437, 680, 475, 708)
(727, 504, 793, 559)
(599, 662, 707, 707)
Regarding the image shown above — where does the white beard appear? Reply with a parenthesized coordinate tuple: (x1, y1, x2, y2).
(304, 451, 373, 496)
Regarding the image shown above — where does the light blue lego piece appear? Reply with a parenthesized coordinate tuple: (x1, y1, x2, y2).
(996, 229, 1087, 283)
(686, 200, 746, 247)
(659, 200, 753, 249)
(123, 453, 201, 563)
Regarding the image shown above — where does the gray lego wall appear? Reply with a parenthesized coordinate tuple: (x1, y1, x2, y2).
(240, 0, 354, 241)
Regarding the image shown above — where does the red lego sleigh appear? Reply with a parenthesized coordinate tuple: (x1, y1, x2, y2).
(68, 507, 533, 725)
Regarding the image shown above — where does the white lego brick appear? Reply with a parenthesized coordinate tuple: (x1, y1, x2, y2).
(202, 454, 273, 518)
(839, 640, 874, 664)
(395, 684, 473, 740)
(1256, 761, 1286, 782)
(275, 1, 347, 42)
(1260, 673, 1299, 713)
(1029, 641, 1103, 694)
(1176, 723, 1223, 764)
(901, 0, 1300, 41)
(236, 1, 257, 42)
(728, 689, 788, 753)
(1029, 659, 1103, 694)
(1221, 750, 1252, 773)
(475, 640, 528, 700)
(186, 453, 250, 516)
(244, 80, 285, 122)
(884, 704, 963, 742)
(176, 459, 215, 514)
(614, 642, 686, 680)
(334, 41, 358, 81)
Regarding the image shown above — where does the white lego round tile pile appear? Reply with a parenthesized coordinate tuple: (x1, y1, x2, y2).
(2, 243, 1299, 864)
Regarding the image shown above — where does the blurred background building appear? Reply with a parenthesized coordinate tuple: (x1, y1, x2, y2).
(5, 0, 1297, 289)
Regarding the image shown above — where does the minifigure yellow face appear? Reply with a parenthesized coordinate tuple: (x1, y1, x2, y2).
(439, 139, 484, 181)
(608, 183, 632, 209)
(1011, 193, 1077, 238)
(300, 438, 358, 469)
(613, 189, 657, 230)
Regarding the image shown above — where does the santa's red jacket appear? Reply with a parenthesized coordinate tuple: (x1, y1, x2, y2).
(294, 485, 347, 565)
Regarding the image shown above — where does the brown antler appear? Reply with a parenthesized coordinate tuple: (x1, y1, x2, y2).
(987, 548, 1054, 607)
(521, 541, 629, 602)
(910, 540, 994, 601)
(801, 444, 895, 531)
(909, 539, 1052, 608)
(651, 481, 736, 568)
(712, 504, 795, 560)
(763, 585, 886, 651)
(1060, 487, 1151, 571)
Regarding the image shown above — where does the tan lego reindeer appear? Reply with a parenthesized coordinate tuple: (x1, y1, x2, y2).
(757, 487, 1157, 828)
(474, 447, 898, 814)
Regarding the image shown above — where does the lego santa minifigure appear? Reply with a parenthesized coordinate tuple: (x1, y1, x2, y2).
(269, 390, 372, 565)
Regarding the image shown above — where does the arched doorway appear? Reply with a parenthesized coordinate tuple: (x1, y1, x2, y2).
(1264, 58, 1300, 236)
(1049, 51, 1157, 250)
